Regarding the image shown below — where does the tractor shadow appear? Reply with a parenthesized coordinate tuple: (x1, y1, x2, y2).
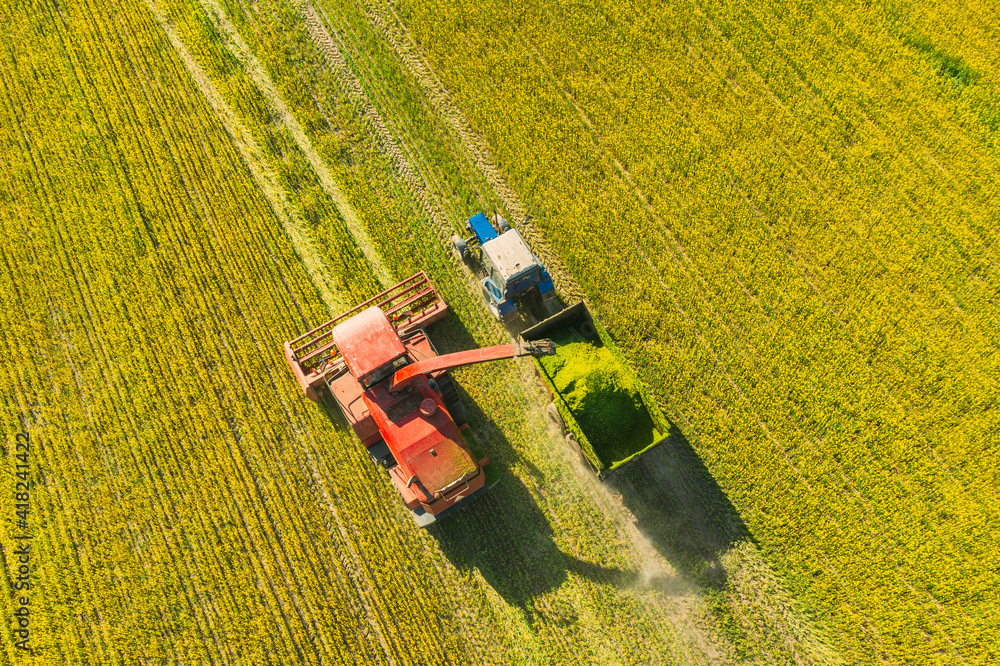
(427, 391, 629, 612)
(605, 424, 754, 591)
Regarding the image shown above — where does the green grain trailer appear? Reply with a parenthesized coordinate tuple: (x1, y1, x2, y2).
(522, 302, 669, 479)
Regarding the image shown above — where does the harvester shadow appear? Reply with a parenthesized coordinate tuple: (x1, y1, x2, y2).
(428, 396, 628, 612)
(605, 424, 754, 591)
(427, 466, 628, 612)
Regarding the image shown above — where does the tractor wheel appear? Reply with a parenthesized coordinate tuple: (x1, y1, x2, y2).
(452, 234, 470, 262)
(437, 374, 455, 394)
(435, 374, 467, 426)
(486, 299, 502, 320)
(546, 402, 566, 434)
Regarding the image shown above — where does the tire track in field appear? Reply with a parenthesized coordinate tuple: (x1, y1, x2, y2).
(145, 0, 347, 315)
(504, 355, 727, 663)
(557, 440, 728, 665)
(318, 7, 472, 228)
(325, 0, 581, 302)
(295, 0, 488, 293)
(296, 0, 442, 224)
(296, 440, 402, 666)
(197, 0, 394, 290)
(365, 0, 516, 217)
(293, 0, 518, 343)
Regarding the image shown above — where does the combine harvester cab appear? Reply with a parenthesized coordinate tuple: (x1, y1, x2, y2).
(521, 303, 670, 479)
(283, 272, 554, 526)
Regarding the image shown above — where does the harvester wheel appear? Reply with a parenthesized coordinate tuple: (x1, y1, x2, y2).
(452, 234, 470, 262)
(447, 400, 467, 426)
(436, 374, 468, 426)
(546, 402, 566, 434)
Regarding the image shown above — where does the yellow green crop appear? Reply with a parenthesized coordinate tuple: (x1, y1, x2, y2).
(5, 0, 990, 663)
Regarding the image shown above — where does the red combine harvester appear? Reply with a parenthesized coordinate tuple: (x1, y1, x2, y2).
(284, 272, 554, 526)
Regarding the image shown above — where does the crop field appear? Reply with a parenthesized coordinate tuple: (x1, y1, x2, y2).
(1, 0, 997, 663)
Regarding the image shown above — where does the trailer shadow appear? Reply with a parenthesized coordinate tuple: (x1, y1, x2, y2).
(605, 424, 754, 591)
(427, 314, 755, 594)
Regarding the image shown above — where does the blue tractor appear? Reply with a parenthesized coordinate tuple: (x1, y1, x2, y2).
(452, 213, 558, 324)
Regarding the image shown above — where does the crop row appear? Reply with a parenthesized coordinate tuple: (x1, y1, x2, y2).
(0, 0, 402, 660)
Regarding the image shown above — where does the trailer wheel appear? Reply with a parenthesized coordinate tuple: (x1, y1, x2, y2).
(546, 402, 566, 434)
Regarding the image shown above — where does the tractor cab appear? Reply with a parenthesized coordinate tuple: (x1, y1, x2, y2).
(453, 212, 556, 323)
